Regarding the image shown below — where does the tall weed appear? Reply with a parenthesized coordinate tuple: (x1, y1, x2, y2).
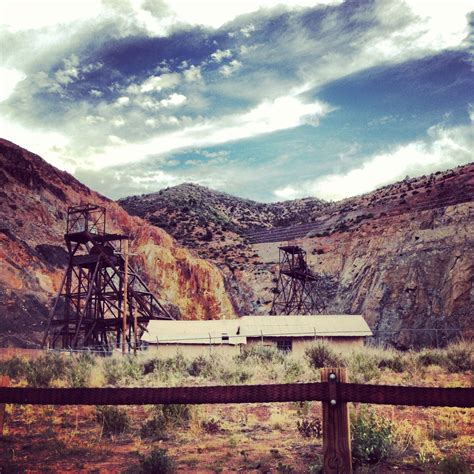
(445, 340, 473, 372)
(348, 351, 379, 383)
(305, 341, 345, 370)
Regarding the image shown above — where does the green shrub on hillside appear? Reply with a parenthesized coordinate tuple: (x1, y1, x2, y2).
(377, 350, 406, 373)
(305, 342, 345, 370)
(438, 453, 471, 474)
(141, 404, 193, 439)
(143, 353, 188, 380)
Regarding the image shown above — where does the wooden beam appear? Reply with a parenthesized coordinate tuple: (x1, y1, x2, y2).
(0, 375, 10, 436)
(122, 239, 129, 354)
(321, 368, 352, 474)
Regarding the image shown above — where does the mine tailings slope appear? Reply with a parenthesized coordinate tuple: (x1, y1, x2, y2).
(121, 164, 474, 347)
(0, 138, 235, 347)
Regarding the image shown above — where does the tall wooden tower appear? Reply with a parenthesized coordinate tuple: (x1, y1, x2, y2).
(42, 204, 173, 351)
(270, 245, 326, 315)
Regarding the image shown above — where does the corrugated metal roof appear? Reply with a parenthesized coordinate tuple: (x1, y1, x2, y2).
(142, 319, 245, 345)
(239, 315, 372, 337)
(142, 315, 372, 345)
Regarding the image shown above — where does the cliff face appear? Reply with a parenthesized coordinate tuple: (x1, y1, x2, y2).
(253, 165, 474, 346)
(0, 139, 235, 347)
(122, 164, 473, 346)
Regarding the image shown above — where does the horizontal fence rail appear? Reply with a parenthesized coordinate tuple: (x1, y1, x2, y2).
(0, 382, 472, 407)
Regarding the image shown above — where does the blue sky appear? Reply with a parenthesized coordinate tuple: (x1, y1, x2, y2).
(0, 0, 473, 201)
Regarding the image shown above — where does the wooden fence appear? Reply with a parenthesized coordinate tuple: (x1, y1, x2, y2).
(1, 370, 473, 473)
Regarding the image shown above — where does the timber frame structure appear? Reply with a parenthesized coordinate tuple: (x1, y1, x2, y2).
(270, 245, 326, 315)
(42, 204, 173, 351)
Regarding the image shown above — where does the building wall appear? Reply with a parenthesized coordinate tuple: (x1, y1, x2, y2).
(147, 336, 365, 359)
(246, 336, 364, 357)
(146, 343, 241, 358)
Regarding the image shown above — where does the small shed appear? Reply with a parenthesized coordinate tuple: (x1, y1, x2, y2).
(142, 315, 372, 358)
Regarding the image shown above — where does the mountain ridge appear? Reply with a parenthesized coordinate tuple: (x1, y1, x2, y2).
(120, 162, 474, 346)
(0, 138, 235, 347)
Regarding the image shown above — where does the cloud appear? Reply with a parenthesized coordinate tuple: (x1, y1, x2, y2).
(0, 0, 103, 31)
(274, 121, 474, 201)
(73, 93, 333, 169)
(218, 59, 242, 77)
(183, 65, 202, 82)
(0, 67, 26, 102)
(127, 72, 181, 94)
(0, 0, 472, 203)
(211, 49, 233, 62)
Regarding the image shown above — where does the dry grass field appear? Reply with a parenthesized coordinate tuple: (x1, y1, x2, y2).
(0, 341, 472, 473)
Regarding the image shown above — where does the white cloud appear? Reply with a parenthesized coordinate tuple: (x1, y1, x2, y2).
(129, 72, 181, 94)
(240, 24, 255, 37)
(211, 49, 233, 62)
(54, 55, 80, 85)
(183, 65, 202, 82)
(158, 0, 343, 29)
(274, 122, 474, 201)
(160, 93, 187, 107)
(115, 96, 130, 106)
(0, 0, 103, 31)
(403, 0, 473, 50)
(0, 67, 26, 102)
(68, 94, 332, 170)
(219, 59, 242, 76)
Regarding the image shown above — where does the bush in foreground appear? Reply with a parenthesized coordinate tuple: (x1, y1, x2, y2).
(95, 406, 130, 436)
(139, 448, 176, 474)
(438, 453, 471, 474)
(351, 407, 394, 466)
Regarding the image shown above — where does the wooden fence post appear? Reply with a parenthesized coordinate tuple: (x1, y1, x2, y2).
(0, 375, 10, 436)
(321, 368, 352, 474)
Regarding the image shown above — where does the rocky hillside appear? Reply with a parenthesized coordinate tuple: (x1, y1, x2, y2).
(121, 164, 473, 346)
(0, 139, 235, 347)
(120, 185, 328, 315)
(120, 184, 328, 265)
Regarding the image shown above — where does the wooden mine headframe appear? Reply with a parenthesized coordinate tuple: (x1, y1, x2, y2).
(270, 245, 326, 315)
(42, 204, 173, 351)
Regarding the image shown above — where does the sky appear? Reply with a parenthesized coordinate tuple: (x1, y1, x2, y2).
(0, 0, 473, 202)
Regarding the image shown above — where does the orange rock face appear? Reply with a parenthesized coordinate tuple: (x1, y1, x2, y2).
(0, 139, 235, 347)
